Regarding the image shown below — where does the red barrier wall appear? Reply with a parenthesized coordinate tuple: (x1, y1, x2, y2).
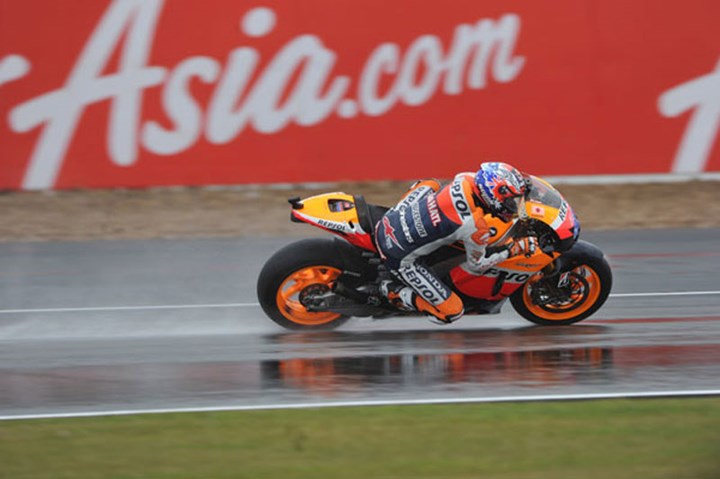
(1, 0, 719, 190)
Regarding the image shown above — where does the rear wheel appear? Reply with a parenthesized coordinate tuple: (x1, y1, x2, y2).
(257, 239, 350, 330)
(510, 255, 612, 325)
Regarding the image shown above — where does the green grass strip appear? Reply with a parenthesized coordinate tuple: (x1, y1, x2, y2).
(2, 397, 719, 479)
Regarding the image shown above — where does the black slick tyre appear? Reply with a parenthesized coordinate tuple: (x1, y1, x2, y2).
(257, 238, 350, 330)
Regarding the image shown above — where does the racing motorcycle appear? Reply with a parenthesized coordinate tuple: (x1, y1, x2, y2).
(257, 176, 612, 330)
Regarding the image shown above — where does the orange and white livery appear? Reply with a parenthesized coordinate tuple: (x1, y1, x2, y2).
(375, 166, 532, 323)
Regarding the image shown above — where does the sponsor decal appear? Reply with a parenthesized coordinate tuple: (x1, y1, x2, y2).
(400, 188, 423, 207)
(399, 208, 415, 244)
(317, 218, 347, 233)
(2, 1, 718, 191)
(515, 262, 541, 268)
(485, 267, 531, 283)
(658, 57, 720, 173)
(418, 263, 447, 292)
(401, 264, 446, 304)
(558, 271, 574, 287)
(451, 180, 471, 220)
(549, 199, 571, 231)
(426, 195, 442, 227)
(558, 202, 568, 222)
(2, 1, 525, 189)
(382, 216, 404, 250)
(411, 202, 429, 238)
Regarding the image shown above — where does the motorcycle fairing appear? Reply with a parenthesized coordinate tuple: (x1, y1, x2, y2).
(449, 254, 555, 300)
(524, 176, 580, 243)
(446, 183, 564, 300)
(290, 192, 377, 252)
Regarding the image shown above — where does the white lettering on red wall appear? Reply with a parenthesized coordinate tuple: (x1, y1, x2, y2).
(658, 57, 720, 173)
(4, 0, 524, 189)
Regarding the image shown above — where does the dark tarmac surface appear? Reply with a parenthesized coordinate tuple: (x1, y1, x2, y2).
(1, 229, 719, 419)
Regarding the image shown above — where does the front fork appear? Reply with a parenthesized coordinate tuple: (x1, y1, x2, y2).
(530, 261, 588, 307)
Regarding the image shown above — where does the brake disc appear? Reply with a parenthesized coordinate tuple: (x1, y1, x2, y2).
(530, 270, 590, 313)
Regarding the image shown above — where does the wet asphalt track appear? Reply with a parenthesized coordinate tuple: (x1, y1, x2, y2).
(1, 228, 719, 419)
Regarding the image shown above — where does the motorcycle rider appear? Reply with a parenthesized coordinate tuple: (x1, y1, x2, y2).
(375, 162, 538, 324)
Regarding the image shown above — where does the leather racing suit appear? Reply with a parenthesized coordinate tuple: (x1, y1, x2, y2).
(374, 173, 514, 323)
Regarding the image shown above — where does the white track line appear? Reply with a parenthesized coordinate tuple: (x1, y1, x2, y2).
(0, 291, 718, 315)
(610, 291, 720, 298)
(2, 389, 719, 421)
(0, 303, 259, 314)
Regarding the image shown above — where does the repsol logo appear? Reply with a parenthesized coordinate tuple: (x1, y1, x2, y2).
(451, 181, 471, 220)
(317, 218, 347, 232)
(403, 268, 444, 303)
(403, 188, 422, 205)
(418, 263, 446, 291)
(486, 268, 531, 283)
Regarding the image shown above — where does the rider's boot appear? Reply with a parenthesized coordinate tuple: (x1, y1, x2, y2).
(379, 280, 416, 311)
(415, 294, 465, 325)
(380, 280, 464, 324)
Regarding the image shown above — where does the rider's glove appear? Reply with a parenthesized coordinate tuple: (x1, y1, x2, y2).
(508, 237, 538, 258)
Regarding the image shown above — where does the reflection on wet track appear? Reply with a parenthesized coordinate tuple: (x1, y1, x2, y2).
(262, 324, 720, 400)
(2, 319, 720, 418)
(262, 330, 615, 394)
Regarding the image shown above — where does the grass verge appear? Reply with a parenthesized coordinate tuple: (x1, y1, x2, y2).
(2, 398, 719, 479)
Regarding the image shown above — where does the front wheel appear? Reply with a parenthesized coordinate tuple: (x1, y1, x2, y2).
(257, 238, 350, 330)
(510, 253, 612, 326)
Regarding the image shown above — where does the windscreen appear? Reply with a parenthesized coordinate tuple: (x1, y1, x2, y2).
(527, 176, 564, 209)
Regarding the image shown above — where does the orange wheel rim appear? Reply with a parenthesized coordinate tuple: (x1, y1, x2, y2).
(523, 266, 602, 321)
(276, 266, 342, 325)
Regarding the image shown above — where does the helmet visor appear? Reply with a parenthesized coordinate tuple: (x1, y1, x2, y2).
(500, 195, 526, 220)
